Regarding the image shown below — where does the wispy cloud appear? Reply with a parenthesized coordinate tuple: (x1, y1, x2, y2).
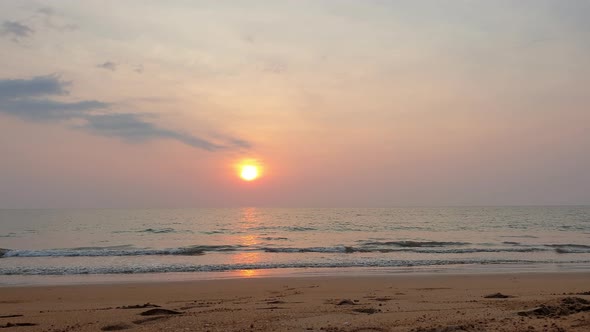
(36, 7, 54, 16)
(97, 61, 117, 71)
(256, 56, 287, 74)
(80, 113, 224, 151)
(1, 7, 77, 43)
(227, 137, 251, 149)
(0, 75, 250, 151)
(134, 64, 144, 74)
(0, 21, 34, 41)
(0, 98, 108, 121)
(36, 6, 78, 31)
(261, 60, 287, 74)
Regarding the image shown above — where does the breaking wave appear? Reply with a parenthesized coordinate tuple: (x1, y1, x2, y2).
(2, 259, 584, 276)
(4, 242, 589, 258)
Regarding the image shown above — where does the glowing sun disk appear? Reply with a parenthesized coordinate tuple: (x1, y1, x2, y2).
(240, 165, 259, 181)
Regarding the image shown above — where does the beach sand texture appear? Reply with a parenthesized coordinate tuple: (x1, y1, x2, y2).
(1, 273, 589, 332)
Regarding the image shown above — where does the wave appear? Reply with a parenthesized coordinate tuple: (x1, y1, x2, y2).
(285, 226, 316, 232)
(113, 228, 192, 234)
(0, 233, 17, 238)
(265, 246, 354, 253)
(549, 244, 590, 254)
(1, 259, 579, 276)
(200, 230, 225, 235)
(1, 245, 546, 258)
(0, 245, 240, 258)
(499, 242, 590, 254)
(141, 228, 176, 234)
(246, 225, 317, 232)
(3, 242, 589, 258)
(548, 244, 590, 249)
(359, 241, 469, 247)
(263, 246, 548, 254)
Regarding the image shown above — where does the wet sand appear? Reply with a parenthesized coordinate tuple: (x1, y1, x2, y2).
(1, 272, 589, 332)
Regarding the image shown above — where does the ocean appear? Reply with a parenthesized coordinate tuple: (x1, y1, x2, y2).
(1, 207, 589, 284)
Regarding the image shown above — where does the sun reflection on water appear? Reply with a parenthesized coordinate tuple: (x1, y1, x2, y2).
(231, 208, 262, 277)
(237, 268, 258, 277)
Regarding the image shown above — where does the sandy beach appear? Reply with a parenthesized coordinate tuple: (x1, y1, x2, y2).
(1, 272, 589, 332)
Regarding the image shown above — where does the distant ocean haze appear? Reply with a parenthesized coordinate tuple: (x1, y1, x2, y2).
(0, 207, 589, 276)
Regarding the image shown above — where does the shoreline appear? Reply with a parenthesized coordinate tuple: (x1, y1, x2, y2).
(2, 262, 590, 287)
(1, 272, 589, 331)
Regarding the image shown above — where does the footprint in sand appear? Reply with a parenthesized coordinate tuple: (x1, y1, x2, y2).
(132, 316, 170, 325)
(1, 322, 37, 328)
(0, 315, 23, 319)
(100, 323, 133, 331)
(350, 328, 388, 332)
(352, 308, 381, 314)
(139, 308, 182, 316)
(117, 303, 160, 309)
(373, 297, 393, 302)
(101, 308, 183, 330)
(483, 293, 514, 299)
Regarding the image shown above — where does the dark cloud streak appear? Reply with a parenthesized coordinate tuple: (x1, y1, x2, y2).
(0, 75, 249, 151)
(80, 113, 224, 151)
(0, 75, 106, 121)
(228, 138, 251, 149)
(97, 61, 117, 71)
(0, 75, 67, 98)
(1, 21, 34, 41)
(0, 98, 108, 121)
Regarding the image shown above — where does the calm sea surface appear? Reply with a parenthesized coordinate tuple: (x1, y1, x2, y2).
(1, 207, 589, 283)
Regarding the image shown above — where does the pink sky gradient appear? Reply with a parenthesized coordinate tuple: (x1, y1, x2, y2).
(1, 1, 589, 207)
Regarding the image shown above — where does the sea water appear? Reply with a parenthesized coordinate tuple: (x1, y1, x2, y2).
(1, 207, 589, 284)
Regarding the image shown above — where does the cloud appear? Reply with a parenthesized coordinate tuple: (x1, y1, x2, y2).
(134, 64, 144, 74)
(259, 58, 287, 74)
(1, 8, 76, 43)
(80, 113, 225, 151)
(0, 21, 34, 41)
(97, 61, 117, 71)
(97, 62, 145, 74)
(0, 75, 107, 121)
(227, 137, 251, 149)
(0, 75, 250, 151)
(37, 7, 54, 16)
(0, 98, 108, 121)
(36, 6, 78, 31)
(242, 34, 255, 44)
(0, 75, 67, 99)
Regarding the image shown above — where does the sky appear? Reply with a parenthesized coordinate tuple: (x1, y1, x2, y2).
(0, 0, 589, 208)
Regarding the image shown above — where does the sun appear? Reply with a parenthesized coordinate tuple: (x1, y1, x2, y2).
(240, 164, 260, 181)
(235, 159, 263, 182)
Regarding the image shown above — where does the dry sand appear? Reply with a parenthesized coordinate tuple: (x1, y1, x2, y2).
(1, 272, 589, 332)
